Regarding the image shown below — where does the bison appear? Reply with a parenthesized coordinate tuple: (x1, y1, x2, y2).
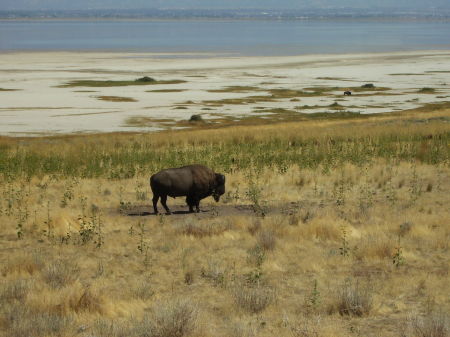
(150, 164, 225, 214)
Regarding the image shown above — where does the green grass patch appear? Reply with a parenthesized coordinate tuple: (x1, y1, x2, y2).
(0, 88, 20, 91)
(389, 73, 426, 76)
(295, 105, 321, 110)
(426, 70, 450, 73)
(303, 110, 365, 119)
(316, 77, 348, 80)
(417, 87, 436, 94)
(97, 96, 137, 102)
(208, 86, 263, 93)
(2, 113, 447, 180)
(254, 108, 296, 114)
(203, 95, 276, 106)
(146, 89, 186, 93)
(58, 78, 186, 88)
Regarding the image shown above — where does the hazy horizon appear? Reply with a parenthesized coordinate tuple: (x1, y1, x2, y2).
(1, 0, 450, 11)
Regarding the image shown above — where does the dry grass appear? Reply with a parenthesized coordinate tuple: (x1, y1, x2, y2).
(256, 229, 277, 251)
(408, 311, 449, 337)
(42, 259, 79, 289)
(331, 279, 373, 317)
(233, 283, 275, 314)
(0, 112, 449, 337)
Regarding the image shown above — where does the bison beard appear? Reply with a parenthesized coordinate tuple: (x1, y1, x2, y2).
(150, 164, 225, 214)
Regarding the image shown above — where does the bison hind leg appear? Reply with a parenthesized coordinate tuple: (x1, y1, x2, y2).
(160, 195, 171, 215)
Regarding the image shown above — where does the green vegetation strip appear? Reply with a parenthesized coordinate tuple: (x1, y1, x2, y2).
(0, 124, 448, 180)
(58, 77, 186, 88)
(97, 96, 137, 102)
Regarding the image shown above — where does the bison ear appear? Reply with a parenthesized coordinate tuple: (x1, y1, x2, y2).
(215, 173, 225, 185)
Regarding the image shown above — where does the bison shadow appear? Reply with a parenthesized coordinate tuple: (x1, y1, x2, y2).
(124, 208, 209, 216)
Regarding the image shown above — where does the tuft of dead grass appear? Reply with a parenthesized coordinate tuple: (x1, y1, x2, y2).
(1, 304, 73, 337)
(42, 259, 79, 289)
(0, 279, 29, 302)
(62, 284, 106, 314)
(178, 219, 231, 238)
(331, 279, 373, 317)
(139, 298, 199, 337)
(233, 283, 275, 314)
(256, 229, 277, 251)
(2, 252, 45, 276)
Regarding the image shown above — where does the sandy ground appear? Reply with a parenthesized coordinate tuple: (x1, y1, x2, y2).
(0, 50, 449, 136)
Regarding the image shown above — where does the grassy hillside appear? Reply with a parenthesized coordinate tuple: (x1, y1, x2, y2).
(0, 109, 449, 337)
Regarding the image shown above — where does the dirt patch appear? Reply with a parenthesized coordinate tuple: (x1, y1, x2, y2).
(116, 201, 312, 218)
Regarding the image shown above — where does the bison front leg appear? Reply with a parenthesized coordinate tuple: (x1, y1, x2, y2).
(160, 195, 171, 215)
(189, 193, 201, 213)
(152, 194, 160, 214)
(186, 195, 195, 213)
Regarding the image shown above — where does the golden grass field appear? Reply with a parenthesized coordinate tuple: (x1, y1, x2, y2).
(0, 107, 449, 337)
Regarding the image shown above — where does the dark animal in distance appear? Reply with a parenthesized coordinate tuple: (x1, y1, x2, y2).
(344, 91, 352, 96)
(150, 164, 225, 214)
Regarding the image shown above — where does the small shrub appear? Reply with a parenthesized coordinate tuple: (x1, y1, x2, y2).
(399, 222, 413, 236)
(67, 285, 105, 314)
(151, 299, 199, 337)
(42, 259, 79, 289)
(300, 209, 314, 224)
(233, 284, 275, 314)
(361, 83, 375, 88)
(335, 279, 373, 316)
(201, 260, 227, 287)
(184, 271, 194, 285)
(136, 76, 156, 82)
(247, 245, 266, 268)
(418, 87, 435, 93)
(257, 229, 276, 251)
(189, 114, 203, 122)
(133, 280, 154, 300)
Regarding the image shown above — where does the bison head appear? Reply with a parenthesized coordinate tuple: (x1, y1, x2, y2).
(213, 173, 226, 202)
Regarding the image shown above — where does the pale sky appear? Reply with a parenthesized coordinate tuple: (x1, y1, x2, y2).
(1, 0, 449, 11)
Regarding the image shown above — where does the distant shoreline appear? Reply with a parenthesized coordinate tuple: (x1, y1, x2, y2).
(1, 49, 449, 136)
(2, 17, 450, 22)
